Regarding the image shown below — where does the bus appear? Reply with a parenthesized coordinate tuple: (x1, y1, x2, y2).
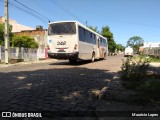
(47, 21, 108, 63)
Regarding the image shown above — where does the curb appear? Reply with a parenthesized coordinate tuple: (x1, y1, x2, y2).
(0, 59, 57, 68)
(98, 74, 119, 100)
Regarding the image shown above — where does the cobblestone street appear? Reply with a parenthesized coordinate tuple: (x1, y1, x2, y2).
(0, 55, 123, 119)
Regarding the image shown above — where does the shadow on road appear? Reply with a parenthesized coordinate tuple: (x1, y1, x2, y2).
(49, 59, 104, 66)
(0, 66, 115, 117)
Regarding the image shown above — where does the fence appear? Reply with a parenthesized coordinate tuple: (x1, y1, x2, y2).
(0, 46, 45, 63)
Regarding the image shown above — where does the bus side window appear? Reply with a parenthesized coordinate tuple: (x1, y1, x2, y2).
(86, 31, 89, 43)
(93, 34, 96, 44)
(90, 32, 92, 43)
(91, 33, 95, 44)
(86, 30, 90, 43)
(79, 26, 86, 42)
(104, 39, 107, 47)
(102, 39, 104, 46)
(97, 38, 100, 48)
(100, 38, 103, 46)
(83, 28, 86, 42)
(103, 39, 105, 47)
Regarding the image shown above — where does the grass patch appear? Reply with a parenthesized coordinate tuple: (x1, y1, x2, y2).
(137, 55, 160, 62)
(122, 81, 140, 90)
(121, 56, 160, 104)
(138, 79, 160, 101)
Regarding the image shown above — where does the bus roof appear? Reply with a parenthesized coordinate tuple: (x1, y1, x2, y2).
(48, 21, 107, 41)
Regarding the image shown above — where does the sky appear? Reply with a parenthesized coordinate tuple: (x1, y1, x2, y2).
(0, 0, 160, 46)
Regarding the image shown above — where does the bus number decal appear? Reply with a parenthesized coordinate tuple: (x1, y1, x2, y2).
(57, 41, 66, 45)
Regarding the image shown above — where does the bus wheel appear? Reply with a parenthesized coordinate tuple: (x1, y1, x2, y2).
(69, 59, 77, 63)
(91, 53, 95, 62)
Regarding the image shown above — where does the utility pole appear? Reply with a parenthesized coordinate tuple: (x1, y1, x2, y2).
(86, 21, 88, 27)
(4, 0, 9, 64)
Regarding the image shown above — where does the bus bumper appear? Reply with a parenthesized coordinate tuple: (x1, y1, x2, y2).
(48, 52, 79, 59)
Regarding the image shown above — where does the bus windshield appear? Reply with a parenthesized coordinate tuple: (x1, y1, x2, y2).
(48, 22, 76, 35)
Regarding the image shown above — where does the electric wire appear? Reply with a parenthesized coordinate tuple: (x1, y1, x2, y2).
(14, 0, 52, 22)
(49, 0, 86, 24)
(22, 0, 59, 22)
(0, 0, 50, 24)
(9, 1, 47, 24)
(1, 0, 160, 29)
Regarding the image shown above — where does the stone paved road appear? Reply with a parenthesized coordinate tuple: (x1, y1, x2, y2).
(0, 55, 124, 119)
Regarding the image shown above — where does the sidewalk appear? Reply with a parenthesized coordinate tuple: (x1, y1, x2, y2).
(0, 59, 56, 68)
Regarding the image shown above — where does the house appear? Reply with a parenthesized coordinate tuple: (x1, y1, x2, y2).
(14, 26, 48, 59)
(0, 16, 34, 32)
(0, 17, 48, 59)
(139, 42, 160, 55)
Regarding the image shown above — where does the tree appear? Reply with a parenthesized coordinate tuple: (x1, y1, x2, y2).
(0, 23, 14, 46)
(116, 44, 125, 52)
(101, 26, 116, 53)
(88, 25, 99, 33)
(127, 36, 144, 52)
(11, 36, 38, 48)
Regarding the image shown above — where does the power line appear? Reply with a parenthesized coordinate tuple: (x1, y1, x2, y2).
(0, 0, 51, 24)
(14, 0, 52, 22)
(8, 1, 47, 24)
(49, 0, 86, 24)
(2, 0, 159, 29)
(22, 0, 57, 21)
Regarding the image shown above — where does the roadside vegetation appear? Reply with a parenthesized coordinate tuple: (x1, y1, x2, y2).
(0, 23, 38, 48)
(137, 55, 160, 62)
(127, 36, 143, 53)
(121, 56, 160, 104)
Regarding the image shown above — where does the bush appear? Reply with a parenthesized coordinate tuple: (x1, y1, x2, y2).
(11, 36, 38, 48)
(121, 56, 160, 103)
(121, 57, 150, 82)
(138, 55, 160, 62)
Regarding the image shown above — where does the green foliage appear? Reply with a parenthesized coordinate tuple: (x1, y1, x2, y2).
(101, 26, 112, 38)
(116, 44, 125, 51)
(101, 26, 116, 53)
(0, 23, 14, 46)
(11, 36, 38, 48)
(138, 79, 160, 101)
(127, 36, 144, 52)
(138, 55, 160, 62)
(0, 23, 38, 49)
(121, 57, 150, 82)
(121, 56, 160, 103)
(88, 25, 99, 33)
(0, 24, 4, 45)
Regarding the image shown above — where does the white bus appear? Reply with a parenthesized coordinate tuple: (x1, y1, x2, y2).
(47, 21, 108, 63)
